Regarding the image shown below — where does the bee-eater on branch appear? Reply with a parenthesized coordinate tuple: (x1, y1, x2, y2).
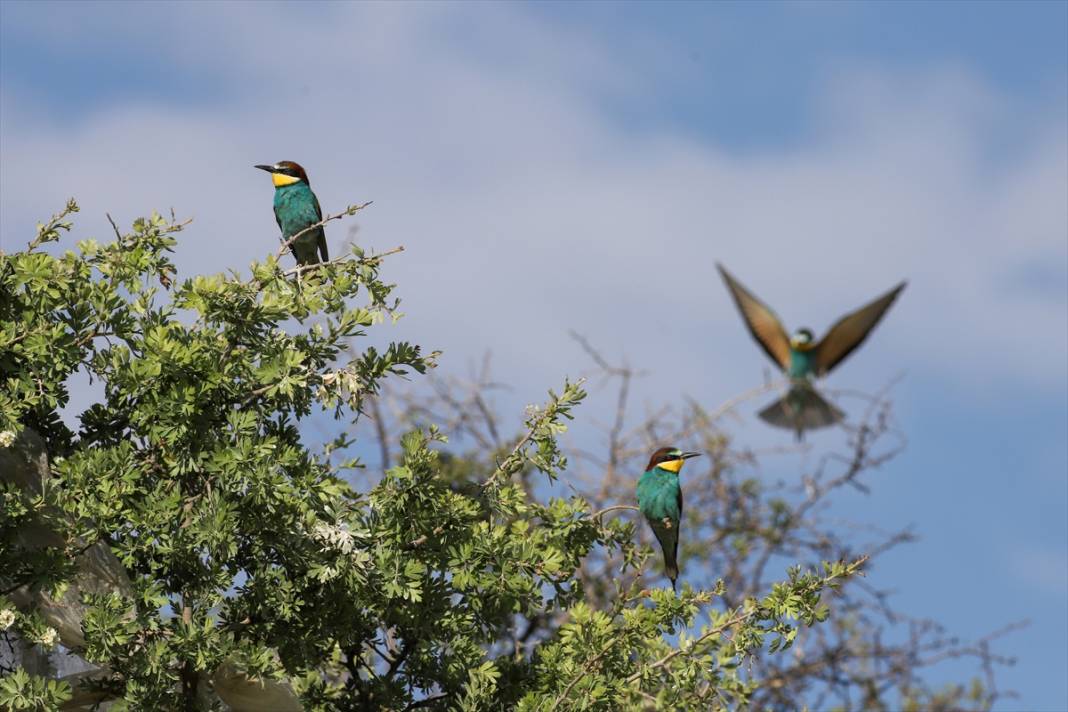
(717, 263, 906, 440)
(255, 161, 329, 266)
(636, 447, 701, 592)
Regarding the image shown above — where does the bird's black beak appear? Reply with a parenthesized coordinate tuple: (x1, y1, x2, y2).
(254, 164, 275, 173)
(681, 452, 701, 460)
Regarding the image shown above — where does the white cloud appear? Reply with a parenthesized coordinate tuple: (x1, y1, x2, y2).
(1010, 547, 1068, 596)
(1, 2, 1064, 422)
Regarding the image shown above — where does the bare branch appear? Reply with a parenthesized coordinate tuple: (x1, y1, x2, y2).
(284, 244, 404, 277)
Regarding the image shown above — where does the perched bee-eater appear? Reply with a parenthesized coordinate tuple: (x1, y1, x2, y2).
(717, 264, 906, 440)
(636, 447, 701, 592)
(255, 161, 329, 266)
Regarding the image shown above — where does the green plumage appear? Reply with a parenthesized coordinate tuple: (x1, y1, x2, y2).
(256, 161, 329, 267)
(787, 348, 816, 379)
(274, 182, 327, 266)
(636, 464, 683, 591)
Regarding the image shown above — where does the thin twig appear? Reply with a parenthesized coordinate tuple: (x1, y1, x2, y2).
(625, 609, 752, 685)
(588, 504, 639, 520)
(105, 213, 123, 241)
(284, 245, 405, 277)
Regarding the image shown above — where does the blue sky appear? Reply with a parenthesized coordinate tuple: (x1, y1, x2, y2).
(1, 1, 1065, 708)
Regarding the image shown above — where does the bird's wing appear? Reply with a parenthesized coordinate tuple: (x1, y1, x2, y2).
(717, 264, 792, 371)
(814, 281, 906, 376)
(312, 193, 329, 262)
(674, 486, 682, 562)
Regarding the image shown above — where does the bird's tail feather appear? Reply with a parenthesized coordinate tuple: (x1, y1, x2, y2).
(651, 520, 679, 592)
(759, 384, 844, 441)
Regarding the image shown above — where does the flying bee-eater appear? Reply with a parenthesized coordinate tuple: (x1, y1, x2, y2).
(636, 447, 701, 592)
(717, 263, 906, 440)
(254, 161, 329, 266)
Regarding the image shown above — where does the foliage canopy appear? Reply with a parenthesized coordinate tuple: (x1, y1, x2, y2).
(0, 202, 1014, 710)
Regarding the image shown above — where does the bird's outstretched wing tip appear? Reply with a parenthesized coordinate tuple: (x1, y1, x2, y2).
(717, 266, 791, 371)
(815, 281, 906, 374)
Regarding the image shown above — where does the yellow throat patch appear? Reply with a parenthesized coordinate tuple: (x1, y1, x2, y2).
(271, 173, 302, 187)
(658, 459, 684, 474)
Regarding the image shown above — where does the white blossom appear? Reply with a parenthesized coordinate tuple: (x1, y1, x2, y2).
(39, 626, 59, 648)
(0, 609, 15, 630)
(0, 430, 16, 448)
